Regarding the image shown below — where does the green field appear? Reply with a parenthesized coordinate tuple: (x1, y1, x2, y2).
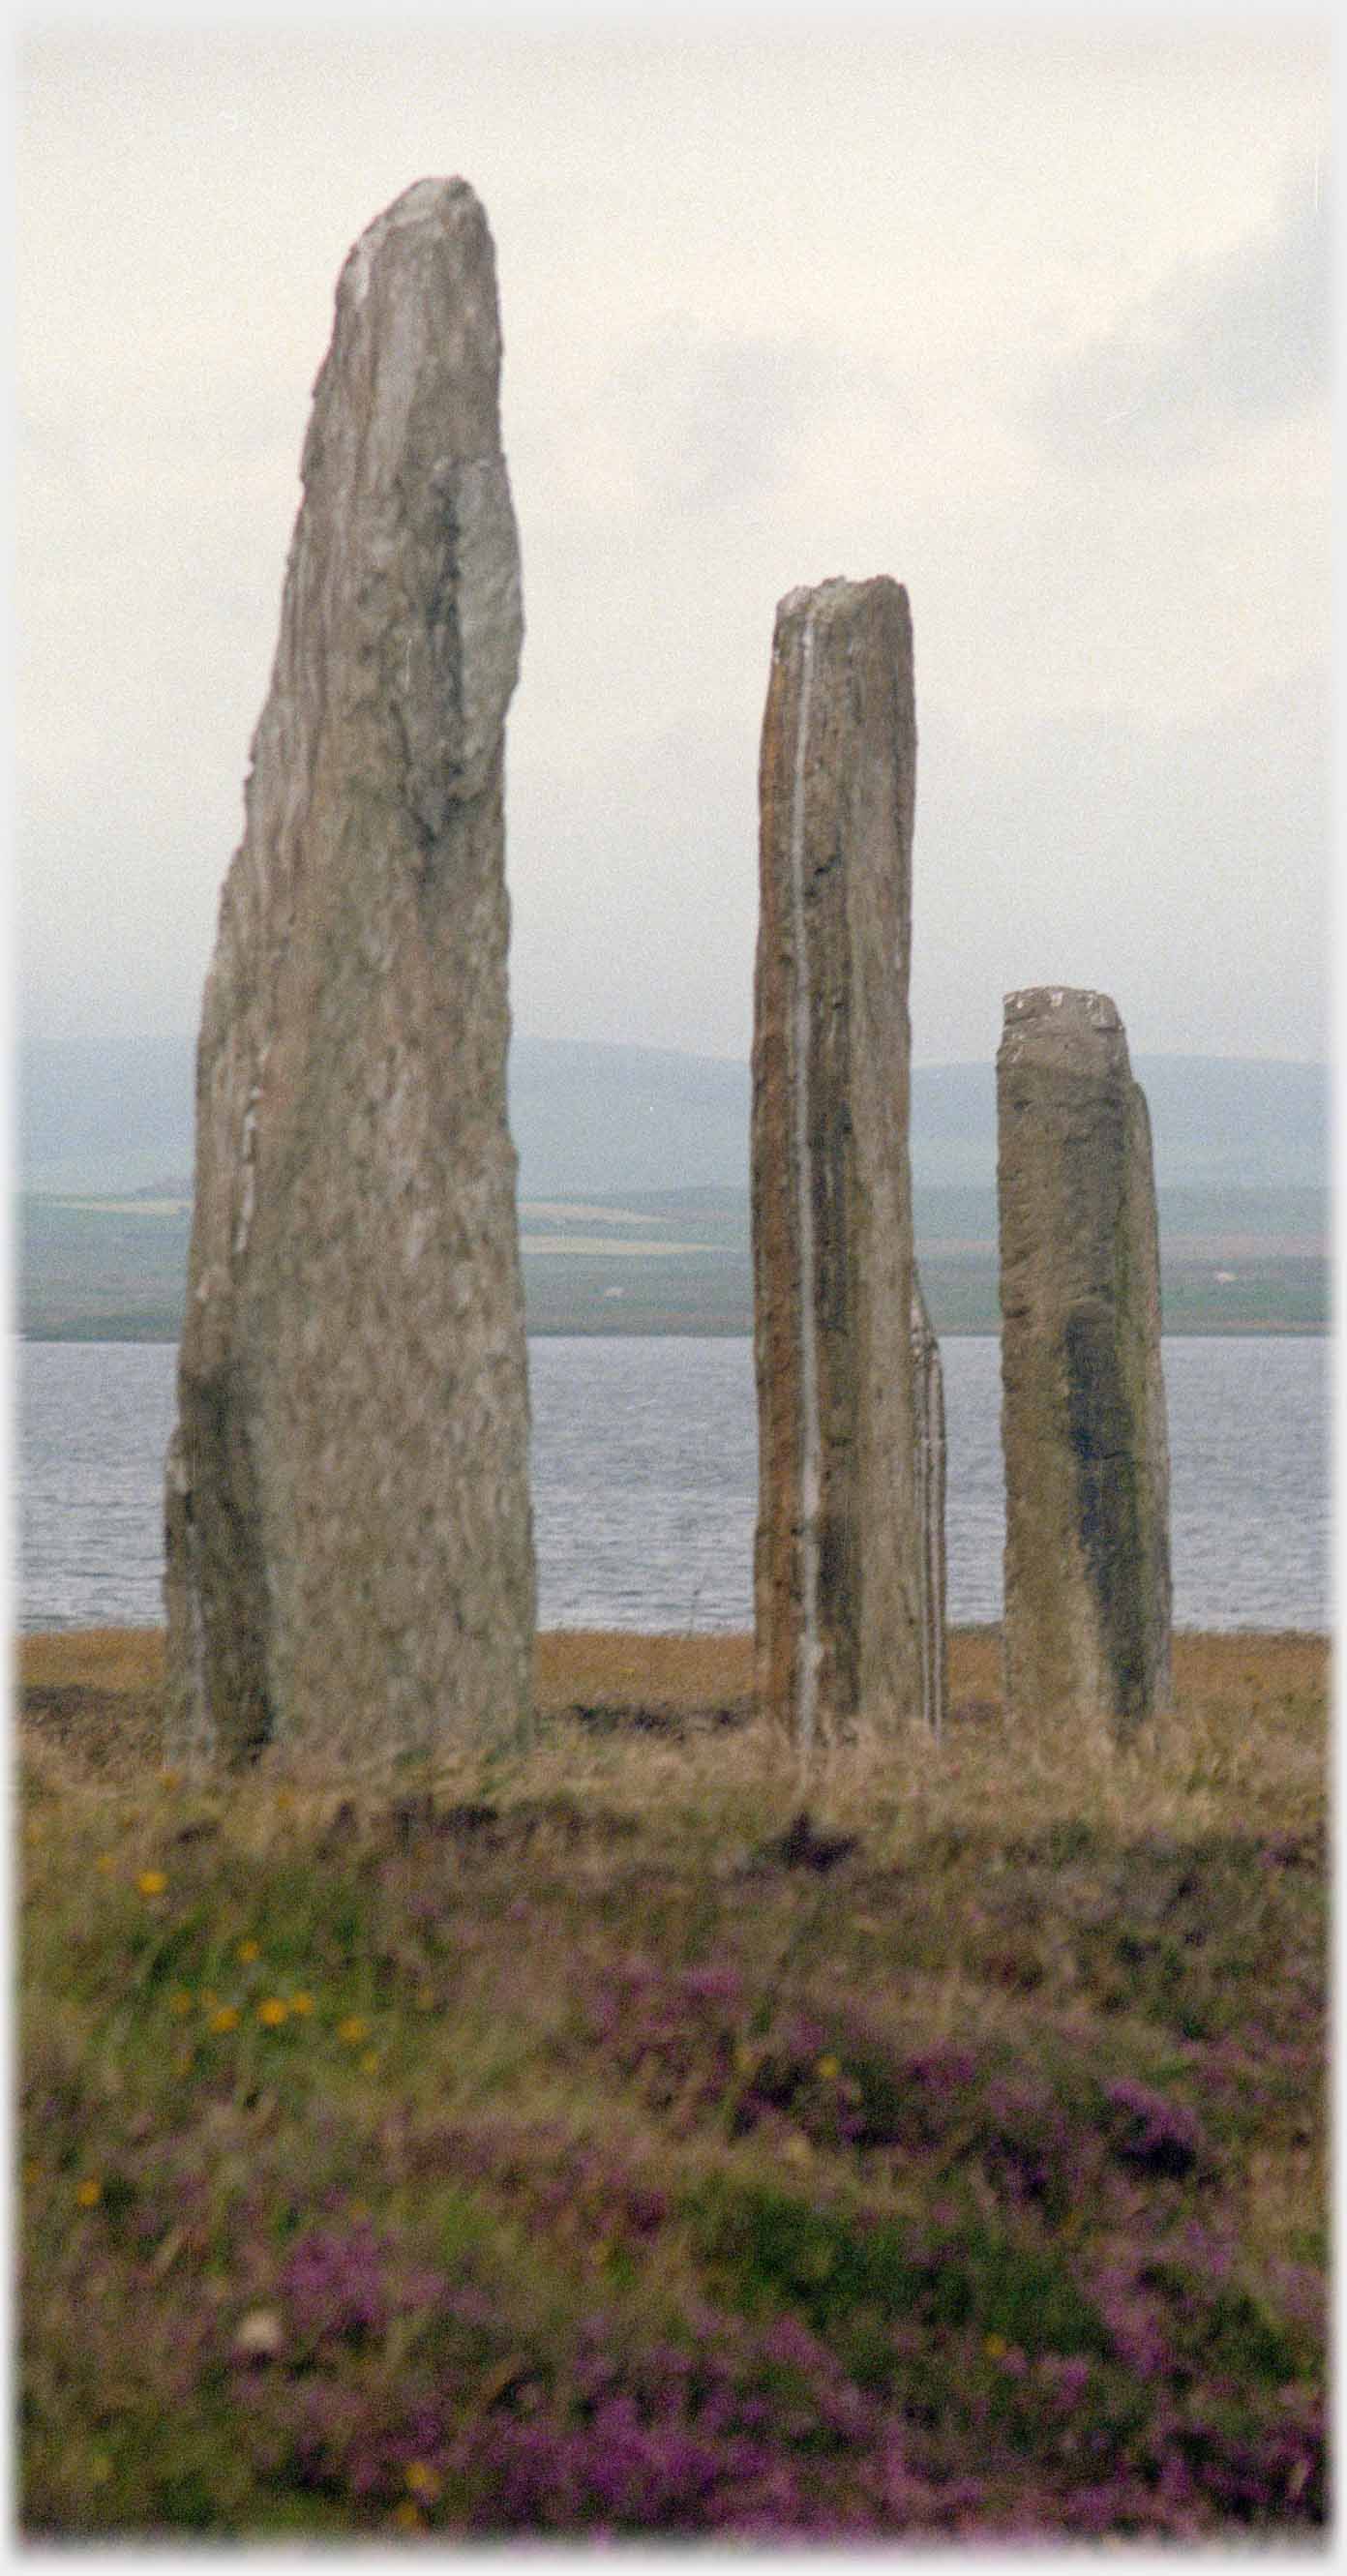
(17, 1187, 1330, 1341)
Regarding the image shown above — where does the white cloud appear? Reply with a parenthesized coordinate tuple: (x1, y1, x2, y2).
(911, 658, 1332, 1065)
(15, 19, 1332, 1064)
(1030, 163, 1330, 462)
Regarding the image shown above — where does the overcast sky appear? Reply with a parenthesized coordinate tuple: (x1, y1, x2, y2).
(15, 4, 1332, 1068)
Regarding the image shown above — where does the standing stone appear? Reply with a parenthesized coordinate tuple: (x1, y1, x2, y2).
(997, 986, 1172, 1731)
(911, 1276, 948, 1742)
(165, 178, 534, 1762)
(751, 576, 946, 1745)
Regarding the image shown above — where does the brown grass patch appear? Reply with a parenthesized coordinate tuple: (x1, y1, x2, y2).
(17, 1626, 167, 1695)
(17, 1622, 1327, 1725)
(15, 1625, 1330, 1856)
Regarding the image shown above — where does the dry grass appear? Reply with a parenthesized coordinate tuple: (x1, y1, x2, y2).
(18, 1619, 1324, 1708)
(16, 1623, 1329, 1847)
(19, 1623, 168, 1694)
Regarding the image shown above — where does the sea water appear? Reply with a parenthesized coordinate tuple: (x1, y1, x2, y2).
(15, 1335, 1330, 1635)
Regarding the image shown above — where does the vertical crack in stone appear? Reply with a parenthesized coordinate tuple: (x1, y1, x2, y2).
(752, 576, 945, 1743)
(787, 603, 822, 1754)
(911, 1273, 948, 1737)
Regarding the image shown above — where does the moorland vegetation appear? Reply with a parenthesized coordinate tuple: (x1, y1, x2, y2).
(18, 1624, 1327, 2540)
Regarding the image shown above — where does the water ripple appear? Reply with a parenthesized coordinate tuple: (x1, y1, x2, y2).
(16, 1335, 1329, 1635)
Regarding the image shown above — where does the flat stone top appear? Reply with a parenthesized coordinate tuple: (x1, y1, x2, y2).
(1000, 985, 1131, 1076)
(1004, 986, 1121, 1032)
(774, 573, 911, 634)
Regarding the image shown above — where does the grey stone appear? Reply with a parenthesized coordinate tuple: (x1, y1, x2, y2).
(165, 178, 534, 1762)
(997, 985, 1172, 1731)
(911, 1273, 949, 1741)
(751, 575, 945, 1743)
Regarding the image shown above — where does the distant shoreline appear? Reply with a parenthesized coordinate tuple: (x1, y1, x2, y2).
(18, 1609, 1332, 1648)
(17, 1320, 1331, 1345)
(18, 1181, 1329, 1340)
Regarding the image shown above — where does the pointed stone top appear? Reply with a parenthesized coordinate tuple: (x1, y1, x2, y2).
(281, 176, 521, 822)
(1000, 986, 1130, 1075)
(337, 176, 487, 305)
(303, 176, 507, 497)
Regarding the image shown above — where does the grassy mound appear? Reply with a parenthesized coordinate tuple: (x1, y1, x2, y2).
(17, 1627, 1327, 2540)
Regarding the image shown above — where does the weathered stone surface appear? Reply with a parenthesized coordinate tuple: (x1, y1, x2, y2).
(997, 985, 1172, 1731)
(911, 1273, 949, 1741)
(751, 575, 945, 1743)
(165, 178, 534, 1762)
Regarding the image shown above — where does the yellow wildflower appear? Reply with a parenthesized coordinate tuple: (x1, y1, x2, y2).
(237, 1938, 260, 1964)
(95, 1852, 116, 1873)
(289, 1991, 314, 2017)
(984, 2333, 1008, 2360)
(392, 2502, 424, 2532)
(75, 2177, 102, 2208)
(159, 1770, 180, 1792)
(816, 2054, 841, 2082)
(209, 2005, 240, 2034)
(405, 2462, 441, 2501)
(136, 1870, 166, 1899)
(337, 2016, 369, 2046)
(169, 1990, 194, 2017)
(257, 1998, 287, 2027)
(359, 2050, 378, 2076)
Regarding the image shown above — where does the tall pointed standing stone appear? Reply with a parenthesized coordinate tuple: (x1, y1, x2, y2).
(751, 576, 946, 1745)
(997, 986, 1172, 1731)
(165, 179, 534, 1762)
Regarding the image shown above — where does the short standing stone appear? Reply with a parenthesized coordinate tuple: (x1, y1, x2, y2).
(751, 576, 945, 1743)
(997, 986, 1172, 1730)
(165, 178, 534, 1761)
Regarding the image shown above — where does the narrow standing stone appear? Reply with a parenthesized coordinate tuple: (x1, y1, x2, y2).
(751, 576, 946, 1743)
(911, 1275, 948, 1743)
(997, 986, 1172, 1730)
(165, 179, 534, 1761)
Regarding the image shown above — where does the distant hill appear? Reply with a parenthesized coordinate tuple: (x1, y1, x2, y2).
(509, 1039, 748, 1196)
(16, 1031, 1331, 1201)
(902, 1056, 1331, 1194)
(18, 1034, 199, 1198)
